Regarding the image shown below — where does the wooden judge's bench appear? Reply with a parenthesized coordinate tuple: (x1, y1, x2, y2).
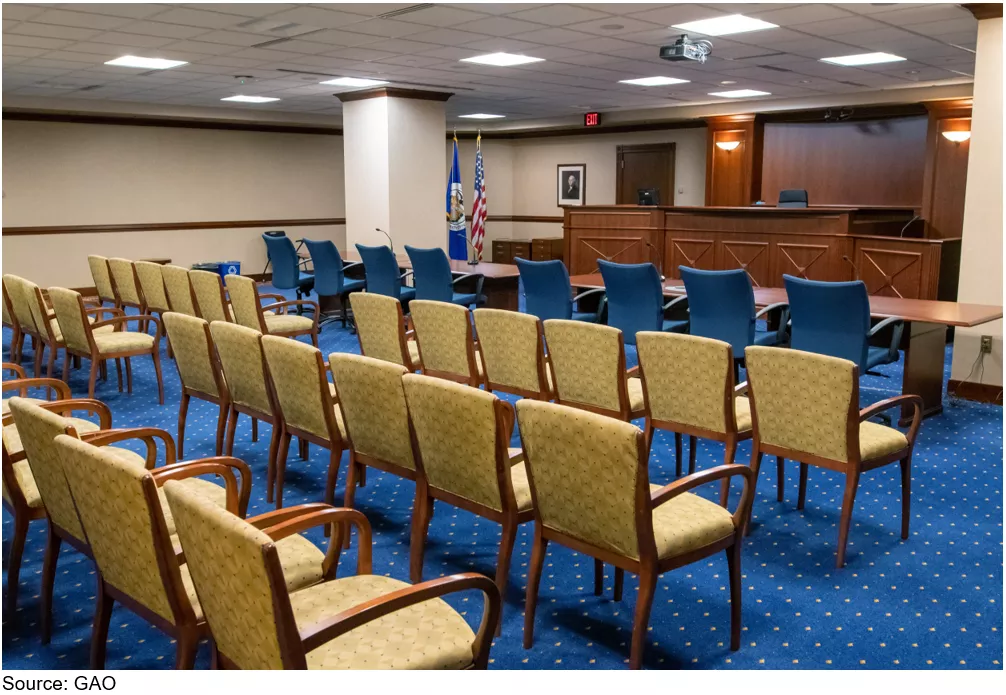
(562, 205, 962, 301)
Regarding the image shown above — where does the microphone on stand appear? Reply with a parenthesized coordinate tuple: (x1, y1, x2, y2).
(899, 214, 920, 238)
(375, 227, 394, 254)
(464, 237, 482, 266)
(642, 239, 665, 281)
(842, 255, 861, 280)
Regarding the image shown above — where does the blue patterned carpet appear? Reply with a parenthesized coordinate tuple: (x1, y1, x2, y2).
(2, 288, 1002, 670)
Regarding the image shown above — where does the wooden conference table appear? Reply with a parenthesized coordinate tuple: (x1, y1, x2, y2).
(568, 273, 1002, 425)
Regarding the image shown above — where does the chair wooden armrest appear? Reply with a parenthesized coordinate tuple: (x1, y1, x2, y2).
(2, 363, 26, 380)
(734, 381, 749, 396)
(261, 507, 373, 580)
(91, 314, 162, 339)
(261, 299, 320, 318)
(35, 399, 112, 430)
(85, 306, 124, 319)
(79, 427, 176, 469)
(859, 394, 923, 443)
(258, 293, 288, 314)
(650, 464, 754, 527)
(151, 457, 252, 518)
(246, 503, 332, 529)
(626, 365, 639, 378)
(298, 572, 501, 669)
(2, 377, 71, 400)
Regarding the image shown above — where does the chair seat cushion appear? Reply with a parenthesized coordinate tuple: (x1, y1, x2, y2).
(866, 345, 897, 370)
(343, 278, 366, 293)
(662, 319, 689, 334)
(571, 310, 600, 323)
(49, 317, 113, 343)
(297, 273, 315, 291)
(4, 461, 41, 509)
(859, 421, 909, 460)
(399, 287, 416, 303)
(93, 331, 155, 354)
(289, 574, 475, 669)
(753, 328, 784, 347)
(650, 485, 735, 560)
(451, 292, 481, 307)
(734, 396, 752, 432)
(508, 455, 533, 512)
(627, 376, 644, 415)
(265, 314, 314, 335)
(1, 396, 44, 416)
(407, 340, 422, 369)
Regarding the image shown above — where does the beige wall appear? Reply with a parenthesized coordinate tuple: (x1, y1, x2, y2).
(951, 17, 1003, 387)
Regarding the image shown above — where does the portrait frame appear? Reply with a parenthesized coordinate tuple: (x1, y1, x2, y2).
(557, 163, 586, 207)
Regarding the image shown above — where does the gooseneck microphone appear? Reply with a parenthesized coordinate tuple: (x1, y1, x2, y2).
(842, 255, 860, 280)
(375, 227, 394, 254)
(642, 239, 665, 280)
(464, 237, 482, 266)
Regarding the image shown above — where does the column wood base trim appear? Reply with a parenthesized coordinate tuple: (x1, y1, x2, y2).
(948, 379, 1004, 404)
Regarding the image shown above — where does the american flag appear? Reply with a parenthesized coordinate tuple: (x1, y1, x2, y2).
(471, 133, 487, 258)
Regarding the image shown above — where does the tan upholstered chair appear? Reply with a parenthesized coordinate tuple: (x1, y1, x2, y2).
(49, 287, 165, 403)
(3, 274, 43, 372)
(3, 282, 23, 364)
(53, 433, 330, 668)
(637, 332, 754, 478)
(261, 335, 345, 509)
(190, 269, 233, 324)
(473, 308, 551, 400)
(162, 313, 230, 458)
(226, 274, 318, 346)
(516, 399, 754, 669)
(165, 481, 500, 670)
(108, 257, 148, 324)
(87, 255, 117, 308)
(402, 374, 532, 630)
(543, 319, 644, 421)
(161, 265, 198, 317)
(744, 346, 922, 567)
(350, 292, 421, 371)
(409, 300, 483, 387)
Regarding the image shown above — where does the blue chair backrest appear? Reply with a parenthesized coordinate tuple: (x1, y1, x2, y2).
(303, 239, 345, 296)
(778, 189, 808, 208)
(355, 244, 403, 299)
(262, 234, 300, 289)
(404, 246, 454, 302)
(785, 274, 870, 368)
(515, 258, 573, 321)
(680, 266, 755, 360)
(597, 259, 663, 345)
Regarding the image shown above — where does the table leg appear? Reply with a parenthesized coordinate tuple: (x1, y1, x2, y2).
(900, 321, 947, 425)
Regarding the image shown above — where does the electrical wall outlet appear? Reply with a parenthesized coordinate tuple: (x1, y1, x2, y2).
(980, 335, 993, 354)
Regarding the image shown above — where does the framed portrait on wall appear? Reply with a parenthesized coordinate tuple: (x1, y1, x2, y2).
(557, 163, 586, 206)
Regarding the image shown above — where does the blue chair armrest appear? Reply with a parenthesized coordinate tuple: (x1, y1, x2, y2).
(342, 261, 364, 272)
(756, 301, 790, 341)
(869, 316, 905, 360)
(452, 273, 485, 301)
(399, 270, 414, 282)
(572, 287, 606, 304)
(663, 295, 688, 312)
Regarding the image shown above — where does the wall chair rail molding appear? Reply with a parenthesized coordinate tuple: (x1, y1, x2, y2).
(2, 218, 347, 237)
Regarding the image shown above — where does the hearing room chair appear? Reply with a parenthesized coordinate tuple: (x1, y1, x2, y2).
(262, 232, 315, 303)
(405, 245, 485, 308)
(303, 238, 366, 327)
(226, 274, 319, 346)
(409, 300, 484, 387)
(515, 257, 605, 323)
(161, 265, 199, 317)
(597, 260, 688, 345)
(473, 308, 552, 400)
(87, 255, 118, 308)
(349, 292, 422, 371)
(354, 244, 415, 305)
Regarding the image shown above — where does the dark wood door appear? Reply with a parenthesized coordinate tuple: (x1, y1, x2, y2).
(616, 143, 675, 205)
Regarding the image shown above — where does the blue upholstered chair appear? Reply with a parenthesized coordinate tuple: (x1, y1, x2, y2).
(303, 239, 365, 327)
(515, 258, 605, 322)
(784, 274, 904, 372)
(679, 266, 789, 360)
(778, 189, 809, 208)
(262, 233, 314, 303)
(597, 260, 687, 345)
(404, 245, 485, 308)
(354, 244, 415, 305)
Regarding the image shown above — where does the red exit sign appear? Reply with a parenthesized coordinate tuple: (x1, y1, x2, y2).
(584, 112, 601, 127)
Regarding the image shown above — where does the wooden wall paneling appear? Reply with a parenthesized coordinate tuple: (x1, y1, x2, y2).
(664, 231, 717, 279)
(921, 100, 972, 239)
(773, 235, 853, 283)
(853, 236, 943, 300)
(717, 236, 773, 287)
(563, 207, 662, 275)
(705, 115, 762, 207)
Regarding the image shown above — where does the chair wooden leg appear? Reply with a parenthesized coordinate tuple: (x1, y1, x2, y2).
(299, 437, 309, 461)
(899, 456, 912, 540)
(409, 481, 431, 583)
(40, 523, 62, 645)
(643, 421, 654, 461)
(47, 345, 56, 378)
(4, 513, 29, 617)
(125, 357, 133, 394)
(87, 359, 99, 400)
(614, 568, 624, 602)
(99, 358, 106, 381)
(523, 526, 547, 650)
(776, 455, 785, 502)
(726, 539, 742, 651)
(744, 450, 764, 536)
(720, 439, 738, 506)
(224, 409, 239, 457)
(266, 421, 280, 504)
(251, 417, 258, 443)
(33, 341, 44, 377)
(310, 330, 318, 348)
(325, 447, 343, 508)
(493, 517, 517, 635)
(688, 435, 698, 474)
(115, 357, 123, 392)
(90, 577, 114, 670)
(274, 431, 292, 509)
(177, 392, 190, 460)
(62, 350, 71, 383)
(174, 629, 199, 670)
(593, 558, 603, 596)
(214, 404, 228, 457)
(836, 467, 861, 568)
(151, 350, 164, 405)
(674, 432, 682, 477)
(629, 567, 657, 669)
(797, 463, 809, 510)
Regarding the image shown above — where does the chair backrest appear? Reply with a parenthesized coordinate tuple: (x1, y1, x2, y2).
(163, 480, 296, 670)
(2, 281, 14, 328)
(516, 399, 650, 560)
(21, 277, 50, 340)
(209, 321, 273, 416)
(108, 258, 142, 305)
(134, 261, 170, 313)
(409, 300, 479, 385)
(163, 312, 223, 398)
(745, 345, 859, 464)
(161, 265, 197, 316)
(402, 373, 513, 513)
(514, 258, 573, 321)
(355, 244, 403, 300)
(778, 189, 809, 208)
(190, 270, 231, 324)
(329, 353, 414, 471)
(87, 255, 116, 304)
(303, 239, 346, 297)
(261, 335, 339, 443)
(2, 275, 38, 334)
(55, 433, 190, 625)
(262, 234, 301, 291)
(405, 246, 454, 302)
(679, 266, 755, 359)
(224, 274, 264, 331)
(349, 293, 412, 368)
(597, 260, 663, 345)
(473, 308, 548, 398)
(636, 332, 738, 435)
(543, 319, 628, 417)
(784, 275, 871, 369)
(48, 287, 92, 354)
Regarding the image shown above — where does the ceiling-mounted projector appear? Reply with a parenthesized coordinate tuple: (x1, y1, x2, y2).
(659, 35, 713, 63)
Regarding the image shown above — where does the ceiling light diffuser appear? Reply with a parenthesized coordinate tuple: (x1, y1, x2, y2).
(619, 76, 690, 86)
(461, 52, 544, 67)
(104, 56, 187, 69)
(709, 89, 772, 98)
(458, 113, 505, 119)
(672, 14, 778, 36)
(820, 52, 906, 66)
(320, 77, 389, 87)
(221, 95, 279, 103)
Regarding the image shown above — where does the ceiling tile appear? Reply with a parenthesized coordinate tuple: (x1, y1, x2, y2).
(193, 30, 274, 47)
(453, 16, 547, 37)
(627, 5, 730, 27)
(10, 22, 100, 41)
(87, 31, 178, 48)
(796, 16, 885, 37)
(508, 5, 612, 26)
(265, 6, 371, 30)
(396, 5, 492, 27)
(3, 33, 74, 50)
(444, 4, 544, 15)
(31, 8, 135, 30)
(162, 39, 247, 56)
(2, 5, 45, 22)
(117, 20, 210, 40)
(338, 18, 427, 38)
(564, 16, 666, 37)
(751, 4, 855, 26)
(182, 4, 296, 17)
(518, 27, 600, 45)
(149, 7, 252, 30)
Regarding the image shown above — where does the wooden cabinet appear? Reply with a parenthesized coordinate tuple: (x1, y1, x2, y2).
(532, 238, 564, 262)
(493, 238, 562, 264)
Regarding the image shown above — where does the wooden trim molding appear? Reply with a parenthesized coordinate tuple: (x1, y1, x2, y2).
(337, 87, 452, 103)
(3, 110, 342, 135)
(948, 379, 1004, 404)
(963, 3, 1003, 20)
(466, 214, 563, 223)
(3, 218, 346, 236)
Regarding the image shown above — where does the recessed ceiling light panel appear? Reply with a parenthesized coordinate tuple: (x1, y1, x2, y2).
(709, 89, 772, 98)
(461, 52, 544, 67)
(458, 113, 505, 119)
(320, 77, 389, 87)
(619, 76, 690, 86)
(221, 95, 280, 103)
(105, 56, 187, 70)
(820, 52, 906, 66)
(672, 14, 778, 36)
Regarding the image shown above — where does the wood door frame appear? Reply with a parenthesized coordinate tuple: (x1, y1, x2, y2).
(616, 143, 676, 206)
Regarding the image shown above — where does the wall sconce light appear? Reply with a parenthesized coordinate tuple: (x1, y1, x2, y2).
(942, 130, 971, 144)
(716, 140, 741, 151)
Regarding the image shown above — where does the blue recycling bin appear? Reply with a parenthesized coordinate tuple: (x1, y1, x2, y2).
(219, 261, 241, 278)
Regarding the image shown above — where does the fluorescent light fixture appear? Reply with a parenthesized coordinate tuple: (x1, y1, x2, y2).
(672, 14, 778, 36)
(716, 141, 741, 151)
(461, 52, 543, 67)
(319, 77, 388, 87)
(821, 52, 906, 66)
(458, 113, 505, 119)
(942, 130, 971, 143)
(709, 89, 771, 98)
(619, 76, 690, 87)
(221, 95, 279, 103)
(104, 55, 187, 70)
